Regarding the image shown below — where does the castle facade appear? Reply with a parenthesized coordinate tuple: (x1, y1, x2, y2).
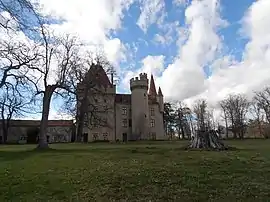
(77, 65, 165, 142)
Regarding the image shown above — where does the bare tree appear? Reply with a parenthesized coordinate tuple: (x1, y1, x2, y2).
(220, 94, 250, 139)
(219, 100, 229, 138)
(249, 100, 264, 137)
(59, 52, 116, 142)
(0, 35, 40, 90)
(0, 86, 32, 143)
(193, 99, 208, 131)
(26, 29, 85, 149)
(188, 99, 227, 150)
(0, 0, 35, 31)
(173, 101, 192, 139)
(254, 86, 270, 123)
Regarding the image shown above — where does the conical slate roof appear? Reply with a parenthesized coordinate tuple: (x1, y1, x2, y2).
(158, 86, 163, 96)
(149, 74, 157, 96)
(85, 64, 112, 87)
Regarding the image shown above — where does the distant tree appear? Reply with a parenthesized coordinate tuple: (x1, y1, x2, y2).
(188, 99, 227, 150)
(0, 87, 31, 143)
(193, 99, 208, 131)
(219, 100, 229, 138)
(253, 86, 270, 124)
(174, 102, 185, 139)
(220, 94, 250, 139)
(173, 101, 192, 139)
(163, 102, 175, 138)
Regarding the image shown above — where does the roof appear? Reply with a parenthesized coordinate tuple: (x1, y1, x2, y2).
(149, 74, 157, 97)
(85, 64, 112, 87)
(158, 87, 163, 96)
(115, 94, 131, 104)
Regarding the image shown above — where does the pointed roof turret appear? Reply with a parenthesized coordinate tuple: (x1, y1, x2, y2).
(158, 87, 163, 97)
(85, 64, 112, 87)
(149, 74, 157, 96)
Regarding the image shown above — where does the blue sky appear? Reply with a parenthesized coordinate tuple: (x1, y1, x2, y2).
(112, 0, 258, 94)
(41, 0, 270, 118)
(2, 0, 270, 119)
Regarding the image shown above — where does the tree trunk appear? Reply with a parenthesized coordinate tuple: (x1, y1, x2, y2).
(37, 85, 55, 149)
(76, 97, 87, 142)
(187, 130, 228, 150)
(76, 86, 89, 142)
(224, 112, 228, 139)
(1, 119, 9, 144)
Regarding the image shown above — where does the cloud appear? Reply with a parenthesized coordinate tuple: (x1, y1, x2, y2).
(137, 0, 165, 33)
(155, 0, 270, 114)
(173, 0, 190, 7)
(153, 34, 167, 45)
(37, 0, 134, 65)
(157, 0, 226, 102)
(121, 55, 165, 90)
(153, 21, 180, 46)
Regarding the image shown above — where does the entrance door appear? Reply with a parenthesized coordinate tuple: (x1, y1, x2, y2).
(122, 133, 127, 142)
(83, 133, 88, 143)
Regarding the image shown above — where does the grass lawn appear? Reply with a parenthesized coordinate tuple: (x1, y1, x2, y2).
(0, 140, 270, 201)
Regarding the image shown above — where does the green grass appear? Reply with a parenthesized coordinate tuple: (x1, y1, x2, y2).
(0, 140, 270, 201)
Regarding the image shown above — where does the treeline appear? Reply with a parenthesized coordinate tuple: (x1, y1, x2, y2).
(164, 87, 270, 139)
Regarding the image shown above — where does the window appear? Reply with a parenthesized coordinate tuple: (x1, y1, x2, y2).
(151, 132, 156, 140)
(103, 133, 108, 140)
(150, 108, 155, 116)
(92, 118, 98, 127)
(104, 99, 107, 103)
(128, 119, 132, 127)
(93, 133, 98, 140)
(150, 119, 155, 127)
(122, 119, 128, 128)
(122, 107, 127, 115)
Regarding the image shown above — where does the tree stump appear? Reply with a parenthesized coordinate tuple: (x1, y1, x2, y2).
(188, 130, 228, 150)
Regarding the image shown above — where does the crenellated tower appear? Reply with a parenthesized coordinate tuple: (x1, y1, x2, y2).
(130, 73, 149, 140)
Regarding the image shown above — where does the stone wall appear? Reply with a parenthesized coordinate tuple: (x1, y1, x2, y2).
(0, 120, 74, 144)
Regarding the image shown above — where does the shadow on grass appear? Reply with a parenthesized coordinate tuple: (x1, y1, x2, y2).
(0, 146, 129, 162)
(0, 143, 250, 162)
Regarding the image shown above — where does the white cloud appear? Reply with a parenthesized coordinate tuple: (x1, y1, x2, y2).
(158, 0, 226, 102)
(155, 0, 270, 117)
(121, 55, 165, 90)
(153, 21, 180, 46)
(153, 33, 168, 45)
(137, 0, 165, 33)
(173, 0, 190, 7)
(37, 0, 134, 65)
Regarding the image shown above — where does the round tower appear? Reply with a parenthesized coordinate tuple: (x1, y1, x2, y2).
(130, 73, 149, 140)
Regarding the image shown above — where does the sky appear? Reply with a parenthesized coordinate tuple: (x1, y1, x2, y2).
(2, 0, 270, 119)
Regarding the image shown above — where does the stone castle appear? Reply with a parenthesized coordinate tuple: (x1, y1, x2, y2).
(77, 64, 165, 142)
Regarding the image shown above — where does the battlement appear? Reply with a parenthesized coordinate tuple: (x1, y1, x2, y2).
(130, 73, 149, 91)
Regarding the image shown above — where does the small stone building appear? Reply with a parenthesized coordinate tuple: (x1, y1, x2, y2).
(0, 120, 74, 144)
